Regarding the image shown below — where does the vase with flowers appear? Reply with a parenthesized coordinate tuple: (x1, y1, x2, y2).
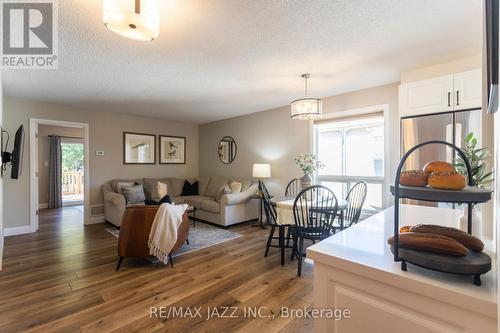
(294, 154, 325, 189)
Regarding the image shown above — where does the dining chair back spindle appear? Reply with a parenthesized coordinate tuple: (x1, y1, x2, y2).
(285, 178, 302, 197)
(344, 181, 368, 227)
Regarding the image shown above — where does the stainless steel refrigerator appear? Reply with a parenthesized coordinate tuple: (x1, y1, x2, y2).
(400, 108, 482, 206)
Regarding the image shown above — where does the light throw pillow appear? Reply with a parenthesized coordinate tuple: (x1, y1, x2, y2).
(122, 185, 146, 204)
(216, 184, 232, 202)
(230, 181, 242, 193)
(157, 181, 169, 198)
(116, 182, 135, 194)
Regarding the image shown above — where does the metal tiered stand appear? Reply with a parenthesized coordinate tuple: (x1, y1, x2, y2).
(390, 140, 492, 286)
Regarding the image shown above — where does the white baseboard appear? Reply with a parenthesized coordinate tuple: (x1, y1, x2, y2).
(39, 203, 48, 209)
(4, 225, 35, 237)
(86, 215, 105, 225)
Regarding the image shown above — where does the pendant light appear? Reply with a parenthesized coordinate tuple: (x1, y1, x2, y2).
(103, 0, 160, 41)
(290, 74, 323, 120)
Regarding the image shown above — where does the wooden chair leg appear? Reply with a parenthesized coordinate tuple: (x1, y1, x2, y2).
(291, 234, 298, 261)
(279, 226, 285, 266)
(169, 254, 174, 268)
(297, 238, 304, 277)
(264, 225, 276, 257)
(116, 257, 124, 272)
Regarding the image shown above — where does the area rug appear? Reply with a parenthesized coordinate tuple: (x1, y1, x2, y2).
(105, 222, 242, 260)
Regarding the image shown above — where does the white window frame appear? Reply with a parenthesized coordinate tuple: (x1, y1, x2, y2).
(310, 104, 391, 211)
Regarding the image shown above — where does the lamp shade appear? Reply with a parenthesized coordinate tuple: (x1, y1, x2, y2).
(103, 0, 160, 41)
(290, 98, 323, 120)
(252, 164, 271, 178)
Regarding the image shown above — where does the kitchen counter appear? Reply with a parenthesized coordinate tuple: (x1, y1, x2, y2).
(307, 204, 497, 333)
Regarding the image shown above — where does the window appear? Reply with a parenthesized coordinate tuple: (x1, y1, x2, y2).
(315, 114, 385, 212)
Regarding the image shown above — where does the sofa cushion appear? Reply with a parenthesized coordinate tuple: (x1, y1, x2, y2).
(230, 178, 252, 192)
(111, 179, 142, 193)
(170, 196, 186, 204)
(200, 199, 220, 213)
(169, 178, 186, 197)
(183, 195, 211, 208)
(198, 177, 210, 196)
(116, 181, 135, 194)
(205, 177, 229, 198)
(143, 178, 169, 200)
(122, 185, 146, 204)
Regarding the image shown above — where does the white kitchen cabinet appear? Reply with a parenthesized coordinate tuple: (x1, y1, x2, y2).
(399, 69, 482, 117)
(399, 75, 454, 117)
(453, 69, 482, 110)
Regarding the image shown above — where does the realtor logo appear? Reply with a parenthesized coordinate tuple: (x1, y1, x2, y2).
(1, 0, 58, 69)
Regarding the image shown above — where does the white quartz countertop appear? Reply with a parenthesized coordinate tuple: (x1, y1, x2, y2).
(307, 204, 497, 316)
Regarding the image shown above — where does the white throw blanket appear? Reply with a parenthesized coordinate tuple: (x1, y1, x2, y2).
(148, 203, 188, 264)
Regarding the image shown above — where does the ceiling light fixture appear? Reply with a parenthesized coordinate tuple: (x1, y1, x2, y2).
(290, 74, 323, 120)
(103, 0, 160, 41)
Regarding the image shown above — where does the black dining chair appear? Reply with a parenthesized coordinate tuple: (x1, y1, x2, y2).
(285, 178, 301, 197)
(291, 185, 338, 276)
(343, 181, 368, 227)
(261, 181, 293, 266)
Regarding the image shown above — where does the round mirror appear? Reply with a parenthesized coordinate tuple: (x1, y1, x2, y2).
(218, 136, 237, 164)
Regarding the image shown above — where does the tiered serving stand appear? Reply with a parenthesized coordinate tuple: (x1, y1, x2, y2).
(390, 140, 492, 286)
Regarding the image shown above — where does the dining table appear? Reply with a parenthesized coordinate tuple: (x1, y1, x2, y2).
(270, 195, 349, 231)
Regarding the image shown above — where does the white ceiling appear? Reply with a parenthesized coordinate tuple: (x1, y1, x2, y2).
(2, 0, 483, 124)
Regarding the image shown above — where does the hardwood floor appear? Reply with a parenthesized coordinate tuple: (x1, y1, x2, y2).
(0, 207, 313, 332)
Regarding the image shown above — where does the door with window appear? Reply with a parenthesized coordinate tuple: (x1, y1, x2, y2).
(314, 113, 385, 215)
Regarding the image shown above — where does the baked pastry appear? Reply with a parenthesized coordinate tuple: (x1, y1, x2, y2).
(423, 161, 455, 174)
(388, 232, 468, 257)
(400, 170, 428, 187)
(428, 171, 466, 190)
(409, 224, 483, 252)
(400, 225, 412, 233)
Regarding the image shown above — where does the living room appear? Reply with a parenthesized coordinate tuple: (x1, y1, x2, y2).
(0, 0, 499, 332)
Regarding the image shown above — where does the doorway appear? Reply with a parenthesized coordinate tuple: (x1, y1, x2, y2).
(30, 119, 90, 231)
(61, 140, 84, 206)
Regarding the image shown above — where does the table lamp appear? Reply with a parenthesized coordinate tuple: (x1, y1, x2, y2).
(252, 163, 271, 189)
(252, 163, 271, 228)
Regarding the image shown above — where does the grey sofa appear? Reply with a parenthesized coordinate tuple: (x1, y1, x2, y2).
(103, 176, 259, 228)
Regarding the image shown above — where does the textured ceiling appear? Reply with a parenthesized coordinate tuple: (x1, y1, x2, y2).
(2, 0, 482, 124)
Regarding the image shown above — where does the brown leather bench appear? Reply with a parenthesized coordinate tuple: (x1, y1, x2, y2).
(116, 206, 190, 271)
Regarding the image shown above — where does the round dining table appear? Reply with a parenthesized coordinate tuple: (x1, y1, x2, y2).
(270, 195, 349, 231)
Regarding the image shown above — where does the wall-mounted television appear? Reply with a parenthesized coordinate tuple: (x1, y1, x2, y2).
(1, 125, 25, 179)
(485, 0, 499, 114)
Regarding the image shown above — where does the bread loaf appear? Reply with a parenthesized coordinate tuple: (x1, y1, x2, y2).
(409, 224, 483, 252)
(428, 172, 466, 190)
(423, 161, 455, 174)
(388, 232, 468, 257)
(400, 170, 428, 187)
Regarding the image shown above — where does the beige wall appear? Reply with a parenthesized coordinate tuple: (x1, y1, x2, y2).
(37, 125, 84, 205)
(400, 55, 482, 83)
(3, 96, 199, 228)
(200, 82, 400, 203)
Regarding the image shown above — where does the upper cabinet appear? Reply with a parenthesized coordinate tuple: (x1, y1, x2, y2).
(452, 69, 482, 110)
(399, 69, 481, 117)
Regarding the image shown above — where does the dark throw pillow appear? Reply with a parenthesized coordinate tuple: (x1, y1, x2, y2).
(145, 194, 172, 206)
(182, 180, 199, 196)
